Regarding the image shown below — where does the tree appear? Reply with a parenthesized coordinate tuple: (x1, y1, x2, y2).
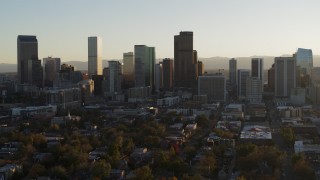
(50, 166, 68, 180)
(133, 165, 153, 180)
(196, 115, 210, 127)
(293, 159, 315, 180)
(91, 160, 111, 179)
(28, 164, 47, 178)
(281, 128, 295, 147)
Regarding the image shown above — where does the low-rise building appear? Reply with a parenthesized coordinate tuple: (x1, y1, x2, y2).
(240, 125, 272, 144)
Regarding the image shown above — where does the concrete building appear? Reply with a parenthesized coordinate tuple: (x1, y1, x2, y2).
(44, 88, 81, 109)
(162, 58, 174, 91)
(134, 45, 155, 90)
(198, 74, 226, 102)
(290, 87, 306, 105)
(88, 36, 102, 76)
(17, 35, 38, 84)
(237, 69, 250, 99)
(267, 64, 275, 92)
(155, 62, 163, 92)
(92, 75, 104, 96)
(128, 86, 151, 102)
(275, 56, 296, 98)
(251, 58, 264, 91)
(306, 85, 320, 105)
(311, 67, 320, 86)
(157, 96, 179, 107)
(123, 52, 135, 87)
(174, 31, 198, 91)
(26, 59, 43, 88)
(251, 58, 263, 81)
(43, 57, 61, 87)
(229, 58, 237, 88)
(198, 61, 204, 76)
(246, 77, 262, 104)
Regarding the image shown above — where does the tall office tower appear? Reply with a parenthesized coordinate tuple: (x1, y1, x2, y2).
(198, 61, 204, 76)
(198, 74, 226, 102)
(88, 36, 102, 76)
(27, 59, 43, 87)
(311, 67, 320, 86)
(229, 58, 237, 87)
(134, 45, 155, 90)
(162, 58, 174, 90)
(275, 57, 296, 97)
(123, 52, 135, 86)
(107, 61, 122, 94)
(251, 58, 264, 92)
(43, 57, 61, 87)
(174, 31, 198, 91)
(237, 69, 250, 98)
(251, 58, 263, 81)
(295, 48, 313, 75)
(268, 64, 275, 92)
(17, 35, 38, 84)
(246, 77, 262, 104)
(155, 63, 163, 92)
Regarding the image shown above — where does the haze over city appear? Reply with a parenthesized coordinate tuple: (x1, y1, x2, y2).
(1, 1, 320, 180)
(1, 0, 320, 63)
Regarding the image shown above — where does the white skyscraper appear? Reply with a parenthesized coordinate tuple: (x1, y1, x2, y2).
(88, 36, 102, 76)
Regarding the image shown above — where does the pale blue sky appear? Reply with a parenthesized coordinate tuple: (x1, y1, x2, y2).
(1, 0, 320, 63)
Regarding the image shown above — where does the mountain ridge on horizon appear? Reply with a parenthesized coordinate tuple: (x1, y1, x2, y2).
(1, 55, 320, 73)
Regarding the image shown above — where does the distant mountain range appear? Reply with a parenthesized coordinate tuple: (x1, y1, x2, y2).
(1, 55, 320, 73)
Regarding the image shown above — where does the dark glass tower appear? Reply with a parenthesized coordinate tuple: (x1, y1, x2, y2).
(17, 35, 38, 84)
(174, 31, 198, 91)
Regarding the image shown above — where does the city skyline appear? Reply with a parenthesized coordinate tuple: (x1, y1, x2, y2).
(1, 1, 320, 63)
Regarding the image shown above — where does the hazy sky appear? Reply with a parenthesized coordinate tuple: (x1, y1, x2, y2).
(1, 0, 320, 63)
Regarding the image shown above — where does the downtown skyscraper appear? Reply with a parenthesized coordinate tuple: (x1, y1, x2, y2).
(295, 48, 313, 75)
(229, 58, 237, 87)
(162, 58, 174, 91)
(275, 56, 296, 97)
(88, 36, 102, 76)
(174, 31, 198, 91)
(134, 45, 155, 90)
(17, 35, 42, 87)
(251, 58, 264, 92)
(17, 35, 38, 84)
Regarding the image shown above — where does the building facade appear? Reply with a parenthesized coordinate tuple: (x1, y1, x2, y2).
(88, 36, 102, 76)
(198, 74, 226, 102)
(17, 35, 39, 85)
(246, 77, 262, 104)
(134, 45, 155, 90)
(295, 48, 313, 75)
(174, 31, 198, 91)
(43, 57, 61, 87)
(237, 69, 250, 98)
(251, 58, 264, 84)
(275, 57, 296, 98)
(123, 52, 135, 87)
(155, 63, 163, 92)
(162, 58, 174, 91)
(107, 61, 122, 94)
